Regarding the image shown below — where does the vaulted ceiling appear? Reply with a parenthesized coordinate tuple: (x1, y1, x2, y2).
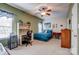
(7, 3, 71, 20)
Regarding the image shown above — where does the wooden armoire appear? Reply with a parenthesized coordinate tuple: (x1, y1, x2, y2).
(61, 29, 71, 48)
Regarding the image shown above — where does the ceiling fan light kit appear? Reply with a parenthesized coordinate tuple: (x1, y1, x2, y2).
(35, 5, 52, 17)
(41, 12, 46, 15)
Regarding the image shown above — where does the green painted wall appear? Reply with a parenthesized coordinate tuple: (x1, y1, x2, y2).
(0, 3, 41, 33)
(0, 3, 41, 46)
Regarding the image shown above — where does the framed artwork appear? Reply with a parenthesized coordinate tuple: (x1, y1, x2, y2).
(69, 19, 71, 24)
(44, 23, 51, 29)
(52, 24, 58, 28)
(53, 24, 55, 28)
(60, 25, 63, 27)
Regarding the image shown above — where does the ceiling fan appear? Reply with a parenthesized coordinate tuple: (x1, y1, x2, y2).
(35, 5, 52, 17)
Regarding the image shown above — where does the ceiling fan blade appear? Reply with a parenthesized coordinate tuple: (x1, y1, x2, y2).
(38, 8, 41, 11)
(46, 13, 51, 16)
(52, 11, 61, 13)
(47, 9, 52, 12)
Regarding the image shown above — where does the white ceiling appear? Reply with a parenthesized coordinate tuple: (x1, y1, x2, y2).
(7, 3, 70, 20)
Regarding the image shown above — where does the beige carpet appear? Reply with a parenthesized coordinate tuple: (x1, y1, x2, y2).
(7, 39, 72, 55)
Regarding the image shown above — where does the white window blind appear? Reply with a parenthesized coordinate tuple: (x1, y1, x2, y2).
(0, 10, 14, 39)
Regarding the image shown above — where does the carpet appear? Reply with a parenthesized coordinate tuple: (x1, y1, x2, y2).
(6, 38, 72, 55)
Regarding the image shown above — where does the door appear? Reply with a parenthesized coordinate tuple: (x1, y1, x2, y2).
(71, 4, 78, 55)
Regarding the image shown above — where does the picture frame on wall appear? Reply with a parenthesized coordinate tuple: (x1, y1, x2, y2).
(44, 23, 51, 29)
(53, 24, 55, 28)
(52, 24, 58, 28)
(69, 19, 71, 24)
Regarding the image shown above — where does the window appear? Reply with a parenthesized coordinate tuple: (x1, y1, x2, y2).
(0, 10, 14, 39)
(38, 22, 43, 33)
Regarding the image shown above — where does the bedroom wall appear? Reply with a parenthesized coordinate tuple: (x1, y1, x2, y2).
(65, 4, 78, 55)
(66, 3, 79, 55)
(43, 18, 67, 32)
(0, 3, 41, 33)
(66, 4, 73, 29)
(0, 3, 41, 46)
(71, 4, 78, 55)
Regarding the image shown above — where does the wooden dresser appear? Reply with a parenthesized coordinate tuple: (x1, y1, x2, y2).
(61, 29, 71, 48)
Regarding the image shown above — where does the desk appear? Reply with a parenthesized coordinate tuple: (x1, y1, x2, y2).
(19, 33, 33, 45)
(53, 32, 61, 39)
